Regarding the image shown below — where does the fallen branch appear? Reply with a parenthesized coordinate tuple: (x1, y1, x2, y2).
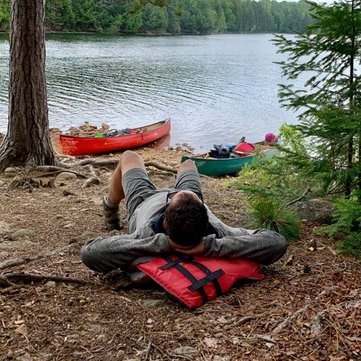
(0, 284, 23, 294)
(224, 314, 263, 330)
(235, 314, 263, 326)
(2, 272, 90, 285)
(272, 287, 334, 334)
(310, 309, 328, 337)
(0, 254, 45, 271)
(144, 341, 152, 361)
(0, 241, 81, 271)
(148, 342, 171, 360)
(145, 161, 177, 174)
(76, 159, 118, 168)
(284, 186, 311, 207)
(0, 274, 16, 288)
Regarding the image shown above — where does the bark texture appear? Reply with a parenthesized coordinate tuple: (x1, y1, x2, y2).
(0, 0, 55, 172)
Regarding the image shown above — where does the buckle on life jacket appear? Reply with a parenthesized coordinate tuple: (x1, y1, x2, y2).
(160, 255, 224, 304)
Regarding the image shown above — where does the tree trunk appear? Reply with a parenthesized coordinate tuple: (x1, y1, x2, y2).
(0, 0, 55, 172)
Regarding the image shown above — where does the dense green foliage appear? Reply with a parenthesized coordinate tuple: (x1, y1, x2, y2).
(273, 0, 361, 199)
(0, 0, 313, 34)
(228, 126, 307, 241)
(231, 125, 314, 202)
(321, 192, 361, 259)
(230, 0, 361, 258)
(0, 0, 9, 31)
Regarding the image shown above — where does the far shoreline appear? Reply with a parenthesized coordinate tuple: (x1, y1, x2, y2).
(0, 30, 296, 38)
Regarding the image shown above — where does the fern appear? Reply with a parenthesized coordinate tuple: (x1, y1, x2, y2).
(321, 192, 361, 260)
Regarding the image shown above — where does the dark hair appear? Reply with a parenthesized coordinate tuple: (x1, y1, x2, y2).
(164, 192, 208, 247)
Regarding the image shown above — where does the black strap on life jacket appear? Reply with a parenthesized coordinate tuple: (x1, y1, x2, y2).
(160, 256, 224, 303)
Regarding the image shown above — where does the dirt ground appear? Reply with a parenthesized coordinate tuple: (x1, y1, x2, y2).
(0, 140, 360, 361)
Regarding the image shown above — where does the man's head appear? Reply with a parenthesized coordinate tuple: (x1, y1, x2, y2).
(164, 190, 208, 249)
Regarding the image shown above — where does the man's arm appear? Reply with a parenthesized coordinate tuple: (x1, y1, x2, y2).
(178, 229, 287, 265)
(81, 232, 171, 273)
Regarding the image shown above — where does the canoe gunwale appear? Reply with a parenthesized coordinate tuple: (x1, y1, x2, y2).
(59, 118, 171, 156)
(181, 145, 276, 176)
(59, 119, 170, 140)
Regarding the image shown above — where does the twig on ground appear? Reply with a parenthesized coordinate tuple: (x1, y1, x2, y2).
(143, 341, 152, 361)
(0, 274, 16, 288)
(149, 342, 171, 360)
(272, 287, 335, 334)
(145, 161, 177, 174)
(0, 254, 46, 271)
(0, 241, 82, 271)
(76, 159, 118, 168)
(2, 272, 91, 285)
(0, 284, 24, 294)
(235, 314, 263, 326)
(225, 314, 263, 329)
(310, 309, 328, 337)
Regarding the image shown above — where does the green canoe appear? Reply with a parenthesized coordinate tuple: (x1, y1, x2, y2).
(181, 147, 276, 177)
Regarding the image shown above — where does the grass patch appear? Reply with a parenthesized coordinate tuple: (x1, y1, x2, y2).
(247, 196, 300, 241)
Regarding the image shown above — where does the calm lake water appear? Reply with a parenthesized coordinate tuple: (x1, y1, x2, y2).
(0, 33, 298, 151)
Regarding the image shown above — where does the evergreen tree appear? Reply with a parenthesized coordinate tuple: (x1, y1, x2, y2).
(0, 0, 10, 31)
(167, 0, 182, 34)
(273, 0, 361, 198)
(0, 0, 314, 34)
(142, 3, 168, 33)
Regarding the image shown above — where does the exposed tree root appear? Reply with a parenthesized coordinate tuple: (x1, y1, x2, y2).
(74, 158, 177, 174)
(76, 159, 119, 168)
(0, 274, 16, 288)
(31, 165, 87, 178)
(145, 161, 177, 174)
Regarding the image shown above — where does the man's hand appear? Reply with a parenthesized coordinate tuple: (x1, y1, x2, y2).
(171, 239, 206, 256)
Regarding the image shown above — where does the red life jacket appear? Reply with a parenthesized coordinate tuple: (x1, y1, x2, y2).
(234, 141, 255, 153)
(137, 255, 264, 309)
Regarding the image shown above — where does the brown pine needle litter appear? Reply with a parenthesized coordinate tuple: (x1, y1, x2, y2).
(0, 142, 360, 361)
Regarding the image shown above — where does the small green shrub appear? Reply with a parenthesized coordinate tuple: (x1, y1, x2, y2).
(321, 192, 361, 260)
(337, 233, 361, 260)
(247, 196, 301, 241)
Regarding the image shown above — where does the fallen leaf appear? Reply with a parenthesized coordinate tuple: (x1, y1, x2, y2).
(216, 316, 228, 324)
(15, 324, 28, 337)
(232, 336, 240, 345)
(172, 346, 197, 355)
(283, 254, 294, 266)
(204, 337, 218, 348)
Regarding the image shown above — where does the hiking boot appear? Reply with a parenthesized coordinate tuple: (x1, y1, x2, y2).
(102, 195, 122, 231)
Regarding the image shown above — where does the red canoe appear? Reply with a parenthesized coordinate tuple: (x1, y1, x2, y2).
(59, 119, 171, 156)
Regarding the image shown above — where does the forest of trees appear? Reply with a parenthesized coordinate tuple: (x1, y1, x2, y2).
(0, 0, 313, 35)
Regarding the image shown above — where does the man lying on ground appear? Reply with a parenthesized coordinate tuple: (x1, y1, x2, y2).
(81, 150, 287, 274)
